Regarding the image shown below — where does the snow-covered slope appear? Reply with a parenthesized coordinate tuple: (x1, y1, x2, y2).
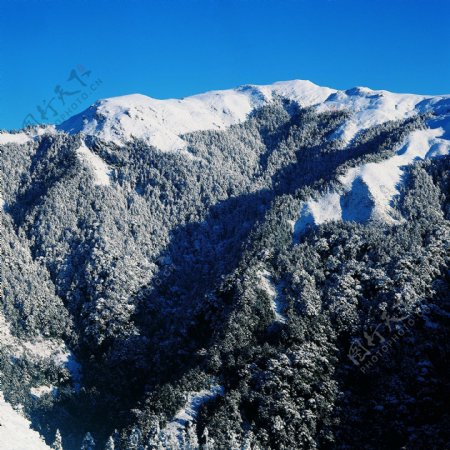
(0, 132, 31, 146)
(293, 111, 450, 237)
(0, 126, 57, 146)
(58, 80, 449, 152)
(161, 386, 224, 445)
(0, 393, 51, 450)
(317, 87, 434, 144)
(55, 80, 450, 233)
(58, 80, 334, 151)
(76, 140, 111, 186)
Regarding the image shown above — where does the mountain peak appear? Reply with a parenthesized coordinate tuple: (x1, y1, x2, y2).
(57, 80, 448, 152)
(57, 80, 334, 151)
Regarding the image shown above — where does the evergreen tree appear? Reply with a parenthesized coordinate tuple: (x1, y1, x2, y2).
(104, 436, 115, 450)
(81, 432, 95, 450)
(52, 429, 63, 450)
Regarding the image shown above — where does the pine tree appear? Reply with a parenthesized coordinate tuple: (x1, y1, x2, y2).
(242, 430, 255, 450)
(184, 423, 199, 450)
(201, 427, 213, 450)
(81, 432, 95, 450)
(52, 429, 63, 450)
(228, 431, 241, 450)
(147, 417, 161, 449)
(166, 433, 180, 449)
(104, 436, 115, 450)
(127, 426, 142, 450)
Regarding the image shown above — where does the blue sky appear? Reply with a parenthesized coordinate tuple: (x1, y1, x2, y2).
(0, 0, 449, 130)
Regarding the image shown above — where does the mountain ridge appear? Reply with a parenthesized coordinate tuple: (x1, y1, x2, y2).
(55, 79, 450, 151)
(0, 79, 449, 449)
(2, 79, 449, 153)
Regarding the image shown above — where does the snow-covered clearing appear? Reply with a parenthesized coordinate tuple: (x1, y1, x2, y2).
(0, 312, 81, 389)
(76, 141, 112, 186)
(0, 393, 51, 450)
(257, 269, 287, 323)
(30, 385, 57, 399)
(0, 132, 31, 146)
(162, 386, 224, 444)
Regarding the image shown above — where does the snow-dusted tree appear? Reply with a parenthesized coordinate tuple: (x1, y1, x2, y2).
(156, 432, 168, 450)
(241, 430, 256, 450)
(52, 429, 63, 450)
(165, 433, 180, 449)
(184, 423, 199, 450)
(228, 430, 241, 450)
(127, 426, 143, 450)
(81, 432, 95, 450)
(104, 436, 115, 450)
(201, 427, 215, 450)
(146, 416, 161, 449)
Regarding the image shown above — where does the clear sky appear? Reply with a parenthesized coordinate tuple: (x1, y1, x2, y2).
(0, 0, 449, 130)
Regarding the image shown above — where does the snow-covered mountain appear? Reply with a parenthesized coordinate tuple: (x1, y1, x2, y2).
(58, 80, 450, 151)
(57, 80, 450, 232)
(58, 80, 333, 151)
(1, 80, 450, 449)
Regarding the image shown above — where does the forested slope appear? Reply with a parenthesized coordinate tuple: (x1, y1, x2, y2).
(1, 82, 449, 449)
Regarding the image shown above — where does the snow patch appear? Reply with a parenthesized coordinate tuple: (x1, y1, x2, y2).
(0, 313, 81, 388)
(257, 269, 287, 323)
(293, 115, 450, 237)
(162, 386, 224, 444)
(30, 385, 57, 399)
(0, 132, 31, 146)
(0, 392, 51, 449)
(76, 141, 111, 186)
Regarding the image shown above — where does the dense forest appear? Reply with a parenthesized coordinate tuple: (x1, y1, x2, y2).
(0, 98, 449, 449)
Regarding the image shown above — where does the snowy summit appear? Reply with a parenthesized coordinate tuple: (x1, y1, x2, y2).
(58, 80, 449, 152)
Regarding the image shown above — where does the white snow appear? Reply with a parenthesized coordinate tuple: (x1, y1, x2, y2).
(0, 312, 81, 388)
(0, 313, 15, 347)
(308, 192, 343, 224)
(22, 338, 82, 390)
(162, 386, 224, 444)
(29, 125, 58, 139)
(0, 126, 59, 147)
(0, 132, 31, 145)
(22, 338, 71, 364)
(293, 112, 450, 236)
(76, 141, 112, 186)
(58, 80, 450, 153)
(59, 80, 334, 151)
(318, 87, 450, 145)
(257, 269, 287, 323)
(30, 385, 57, 399)
(0, 392, 51, 450)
